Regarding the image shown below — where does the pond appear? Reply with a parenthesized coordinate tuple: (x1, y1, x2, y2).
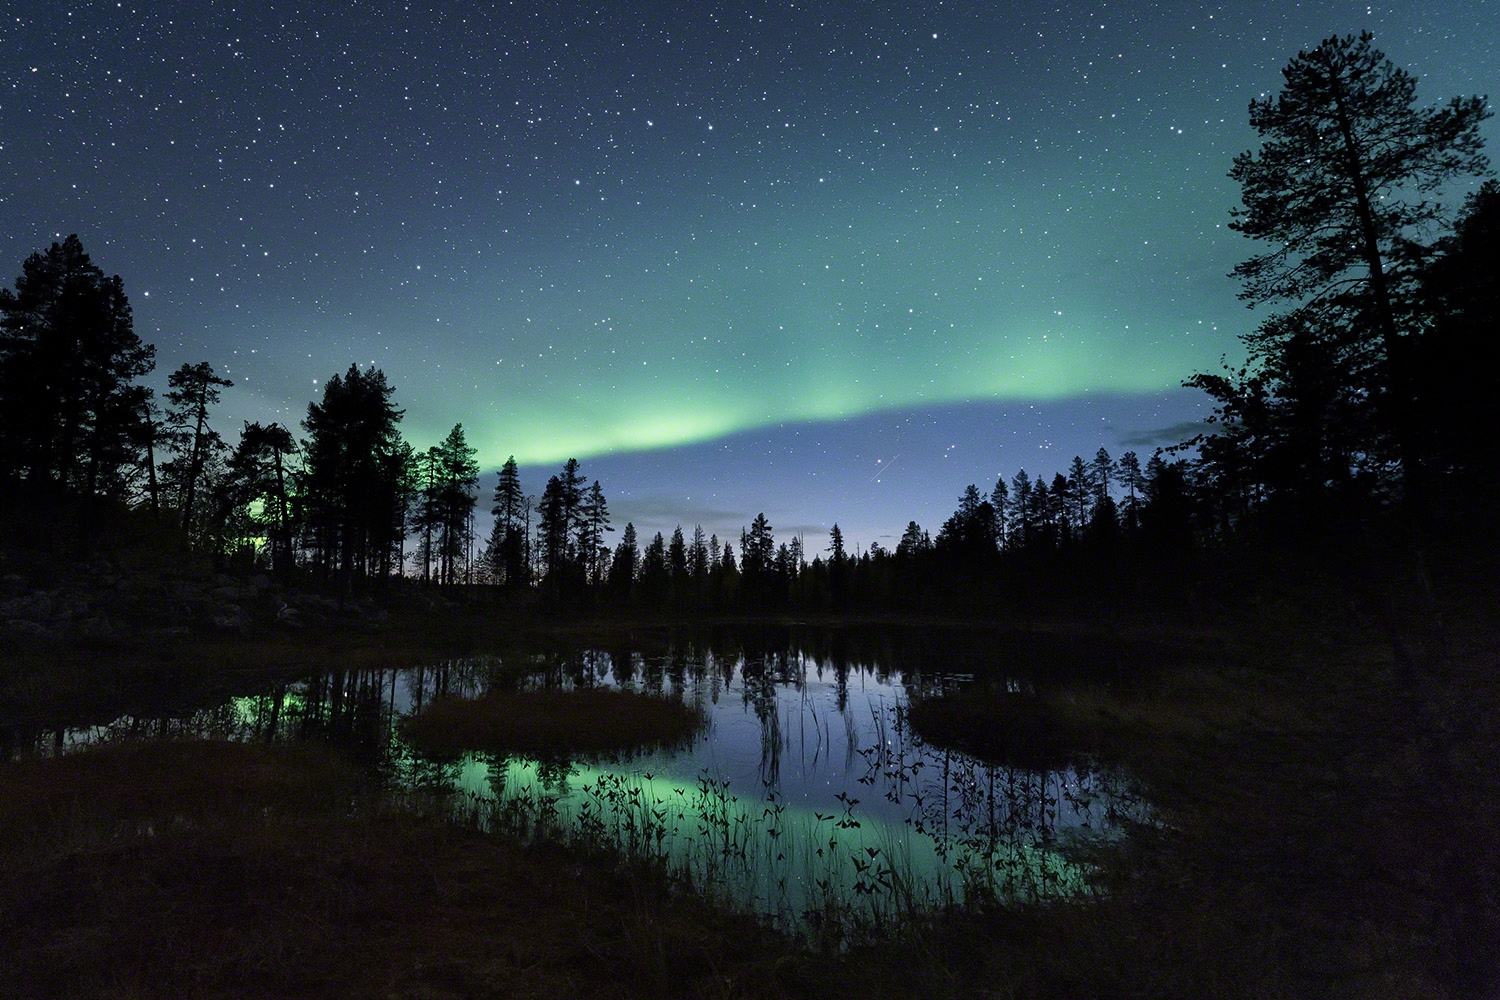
(19, 628, 1151, 938)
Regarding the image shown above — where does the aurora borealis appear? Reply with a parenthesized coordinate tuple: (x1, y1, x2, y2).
(4, 2, 1493, 548)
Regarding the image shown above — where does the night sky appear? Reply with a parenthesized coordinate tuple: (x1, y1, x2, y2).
(5, 2, 1494, 552)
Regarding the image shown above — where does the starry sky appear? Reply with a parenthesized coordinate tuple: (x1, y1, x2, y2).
(4, 1, 1494, 552)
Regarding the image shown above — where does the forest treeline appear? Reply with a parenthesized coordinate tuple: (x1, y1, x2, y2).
(1, 33, 1495, 616)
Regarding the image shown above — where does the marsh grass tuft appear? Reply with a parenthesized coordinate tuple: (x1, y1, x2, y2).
(905, 690, 1095, 772)
(6, 607, 1494, 999)
(0, 737, 822, 1000)
(0, 737, 367, 855)
(400, 687, 705, 758)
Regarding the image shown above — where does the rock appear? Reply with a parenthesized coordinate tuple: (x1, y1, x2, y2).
(0, 618, 54, 642)
(0, 592, 55, 621)
(210, 603, 249, 633)
(76, 615, 120, 640)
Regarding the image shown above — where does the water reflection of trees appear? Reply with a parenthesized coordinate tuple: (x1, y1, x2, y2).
(24, 666, 418, 779)
(21, 633, 1145, 866)
(858, 699, 1144, 901)
(4, 631, 1160, 933)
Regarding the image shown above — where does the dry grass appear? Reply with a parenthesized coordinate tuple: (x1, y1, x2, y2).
(401, 687, 705, 759)
(0, 738, 827, 1000)
(905, 691, 1085, 771)
(899, 607, 1500, 999)
(5, 598, 1498, 999)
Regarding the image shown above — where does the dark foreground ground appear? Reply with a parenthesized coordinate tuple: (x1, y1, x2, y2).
(2, 587, 1497, 999)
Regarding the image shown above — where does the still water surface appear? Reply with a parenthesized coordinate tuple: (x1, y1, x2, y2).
(38, 633, 1149, 932)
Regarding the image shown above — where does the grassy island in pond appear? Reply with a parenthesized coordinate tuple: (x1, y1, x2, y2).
(401, 688, 705, 758)
(0, 738, 808, 1000)
(906, 692, 1093, 773)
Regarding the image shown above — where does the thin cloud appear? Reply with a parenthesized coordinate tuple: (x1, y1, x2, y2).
(1115, 420, 1210, 449)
